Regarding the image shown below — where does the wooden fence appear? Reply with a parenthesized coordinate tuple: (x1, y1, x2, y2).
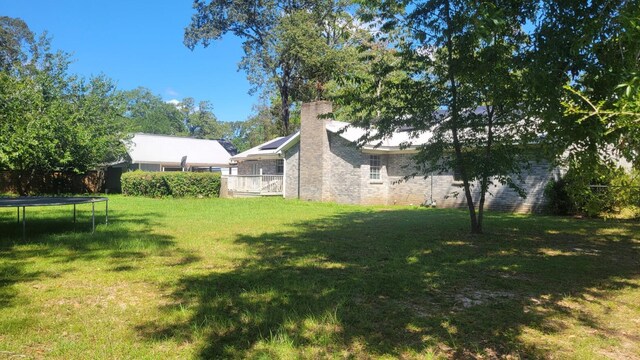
(0, 170, 105, 195)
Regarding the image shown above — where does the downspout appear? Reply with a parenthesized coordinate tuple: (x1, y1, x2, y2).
(297, 142, 301, 199)
(277, 150, 286, 198)
(430, 173, 434, 206)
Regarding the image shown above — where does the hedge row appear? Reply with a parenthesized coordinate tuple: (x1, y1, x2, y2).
(121, 171, 221, 198)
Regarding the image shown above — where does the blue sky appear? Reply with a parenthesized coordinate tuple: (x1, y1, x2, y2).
(2, 1, 257, 122)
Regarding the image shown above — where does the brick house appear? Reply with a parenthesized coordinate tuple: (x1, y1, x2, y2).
(229, 101, 560, 212)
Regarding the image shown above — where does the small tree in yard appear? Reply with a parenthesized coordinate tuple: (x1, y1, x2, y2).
(335, 0, 539, 233)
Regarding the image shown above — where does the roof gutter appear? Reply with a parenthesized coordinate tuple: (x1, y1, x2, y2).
(361, 147, 420, 154)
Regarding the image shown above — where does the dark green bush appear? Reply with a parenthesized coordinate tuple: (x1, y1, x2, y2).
(544, 178, 575, 215)
(162, 172, 221, 197)
(121, 172, 170, 197)
(545, 165, 638, 217)
(121, 171, 220, 198)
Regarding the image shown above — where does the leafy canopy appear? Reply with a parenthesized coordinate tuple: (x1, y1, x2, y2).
(531, 1, 640, 169)
(185, 0, 359, 135)
(0, 18, 127, 194)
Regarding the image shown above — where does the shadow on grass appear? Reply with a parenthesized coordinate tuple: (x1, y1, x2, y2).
(136, 208, 640, 358)
(0, 208, 177, 308)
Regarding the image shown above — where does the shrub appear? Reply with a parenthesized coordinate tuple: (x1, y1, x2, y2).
(121, 171, 221, 198)
(121, 172, 170, 197)
(545, 165, 639, 217)
(162, 172, 221, 197)
(544, 178, 574, 215)
(610, 168, 640, 208)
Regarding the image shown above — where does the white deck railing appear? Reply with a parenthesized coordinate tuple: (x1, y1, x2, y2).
(227, 175, 283, 195)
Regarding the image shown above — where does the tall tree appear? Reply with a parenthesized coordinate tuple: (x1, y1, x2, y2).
(336, 0, 538, 233)
(122, 87, 185, 135)
(184, 0, 357, 135)
(0, 16, 36, 71)
(178, 97, 227, 139)
(230, 103, 284, 151)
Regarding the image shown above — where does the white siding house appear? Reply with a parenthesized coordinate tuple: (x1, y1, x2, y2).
(125, 133, 236, 174)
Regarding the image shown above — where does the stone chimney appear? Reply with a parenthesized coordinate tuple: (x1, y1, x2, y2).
(299, 101, 332, 201)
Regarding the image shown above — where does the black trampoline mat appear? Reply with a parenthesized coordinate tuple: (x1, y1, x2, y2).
(0, 196, 108, 208)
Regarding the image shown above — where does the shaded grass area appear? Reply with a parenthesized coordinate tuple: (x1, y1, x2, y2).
(1, 196, 639, 359)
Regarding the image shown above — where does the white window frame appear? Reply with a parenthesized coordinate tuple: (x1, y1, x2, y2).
(369, 155, 381, 180)
(276, 159, 284, 174)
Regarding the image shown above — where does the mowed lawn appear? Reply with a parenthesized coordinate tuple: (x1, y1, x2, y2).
(0, 196, 639, 359)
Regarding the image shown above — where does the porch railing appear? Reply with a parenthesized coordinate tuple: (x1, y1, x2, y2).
(227, 175, 283, 195)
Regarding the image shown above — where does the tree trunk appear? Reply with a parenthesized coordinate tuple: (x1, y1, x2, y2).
(13, 169, 31, 196)
(444, 0, 480, 234)
(477, 107, 495, 232)
(279, 65, 292, 135)
(280, 92, 290, 135)
(12, 170, 23, 196)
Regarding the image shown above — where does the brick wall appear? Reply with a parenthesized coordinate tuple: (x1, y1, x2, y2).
(386, 153, 558, 212)
(284, 143, 299, 199)
(387, 153, 431, 205)
(294, 101, 556, 212)
(299, 101, 333, 201)
(326, 133, 363, 204)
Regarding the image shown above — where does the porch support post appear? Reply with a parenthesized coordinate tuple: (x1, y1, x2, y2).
(282, 157, 287, 197)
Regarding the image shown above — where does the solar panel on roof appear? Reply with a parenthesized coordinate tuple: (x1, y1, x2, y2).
(217, 139, 239, 155)
(259, 134, 294, 150)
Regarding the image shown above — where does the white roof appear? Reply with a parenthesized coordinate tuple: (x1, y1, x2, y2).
(325, 120, 433, 152)
(233, 121, 434, 161)
(231, 132, 300, 161)
(233, 107, 536, 160)
(126, 133, 231, 167)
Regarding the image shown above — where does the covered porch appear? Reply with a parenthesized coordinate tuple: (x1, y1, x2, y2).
(226, 133, 299, 197)
(226, 174, 284, 196)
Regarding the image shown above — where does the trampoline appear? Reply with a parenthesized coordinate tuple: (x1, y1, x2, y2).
(0, 196, 108, 239)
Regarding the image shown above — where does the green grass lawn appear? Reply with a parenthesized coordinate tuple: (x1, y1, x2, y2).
(1, 196, 639, 359)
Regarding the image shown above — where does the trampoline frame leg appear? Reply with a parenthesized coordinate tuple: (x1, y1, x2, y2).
(92, 202, 95, 234)
(9, 198, 108, 239)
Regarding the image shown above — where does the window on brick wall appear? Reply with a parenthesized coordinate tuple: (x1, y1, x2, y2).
(453, 166, 463, 182)
(370, 155, 381, 180)
(276, 159, 284, 174)
(251, 163, 259, 175)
